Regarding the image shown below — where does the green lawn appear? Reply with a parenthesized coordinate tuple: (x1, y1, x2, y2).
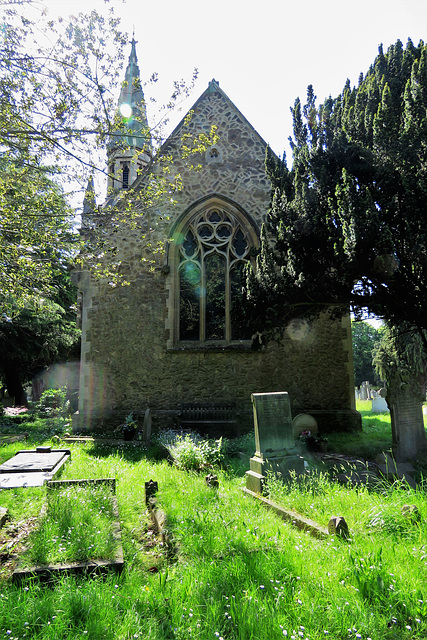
(1, 412, 427, 639)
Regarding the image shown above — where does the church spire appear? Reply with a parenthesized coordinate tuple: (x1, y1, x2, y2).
(117, 38, 149, 139)
(82, 175, 95, 217)
(81, 174, 96, 237)
(107, 38, 151, 194)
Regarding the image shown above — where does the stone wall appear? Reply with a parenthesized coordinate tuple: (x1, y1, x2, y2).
(78, 261, 358, 433)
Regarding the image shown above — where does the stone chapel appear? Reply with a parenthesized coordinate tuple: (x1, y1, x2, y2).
(72, 40, 361, 434)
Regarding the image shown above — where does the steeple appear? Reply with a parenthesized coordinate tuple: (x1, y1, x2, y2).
(81, 175, 96, 233)
(107, 38, 151, 194)
(83, 175, 95, 216)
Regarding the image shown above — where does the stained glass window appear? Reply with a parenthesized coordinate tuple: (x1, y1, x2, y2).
(178, 206, 253, 343)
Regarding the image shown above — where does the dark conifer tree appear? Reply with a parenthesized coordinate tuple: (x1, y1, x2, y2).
(249, 39, 427, 343)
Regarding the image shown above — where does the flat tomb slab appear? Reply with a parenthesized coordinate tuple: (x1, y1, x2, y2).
(0, 449, 70, 489)
(0, 449, 70, 473)
(0, 434, 27, 446)
(0, 472, 59, 489)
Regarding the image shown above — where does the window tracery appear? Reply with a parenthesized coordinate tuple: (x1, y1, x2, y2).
(177, 205, 254, 343)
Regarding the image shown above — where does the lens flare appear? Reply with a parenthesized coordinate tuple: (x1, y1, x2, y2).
(286, 319, 310, 341)
(119, 103, 132, 118)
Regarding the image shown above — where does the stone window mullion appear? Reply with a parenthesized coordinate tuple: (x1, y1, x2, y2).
(225, 248, 231, 342)
(200, 250, 206, 341)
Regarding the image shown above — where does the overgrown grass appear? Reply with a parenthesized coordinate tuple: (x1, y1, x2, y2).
(1, 413, 427, 638)
(158, 431, 225, 471)
(22, 484, 118, 567)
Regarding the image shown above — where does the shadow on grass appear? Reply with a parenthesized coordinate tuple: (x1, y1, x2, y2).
(83, 441, 170, 464)
(326, 412, 393, 460)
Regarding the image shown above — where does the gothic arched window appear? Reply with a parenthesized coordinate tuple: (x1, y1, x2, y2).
(176, 203, 256, 344)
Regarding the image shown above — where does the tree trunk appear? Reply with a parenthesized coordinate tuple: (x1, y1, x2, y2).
(4, 364, 27, 406)
(386, 371, 426, 461)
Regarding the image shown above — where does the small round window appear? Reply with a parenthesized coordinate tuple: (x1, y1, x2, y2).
(205, 146, 222, 164)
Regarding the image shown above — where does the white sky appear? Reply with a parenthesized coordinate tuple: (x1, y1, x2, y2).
(44, 0, 426, 160)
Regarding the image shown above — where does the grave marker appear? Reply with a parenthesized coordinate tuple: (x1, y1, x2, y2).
(246, 392, 304, 493)
(328, 516, 350, 539)
(372, 396, 389, 412)
(143, 408, 152, 445)
(0, 449, 70, 489)
(252, 392, 294, 455)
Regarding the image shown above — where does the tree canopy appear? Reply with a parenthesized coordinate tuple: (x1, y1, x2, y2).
(0, 1, 127, 176)
(248, 39, 427, 341)
(0, 1, 125, 395)
(0, 1, 218, 306)
(373, 322, 427, 391)
(0, 156, 77, 307)
(0, 0, 128, 308)
(0, 297, 80, 404)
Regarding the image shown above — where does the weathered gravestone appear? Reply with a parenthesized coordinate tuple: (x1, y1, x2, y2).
(143, 407, 152, 445)
(359, 381, 371, 401)
(245, 392, 304, 494)
(0, 448, 70, 489)
(0, 507, 8, 528)
(328, 516, 350, 539)
(292, 413, 318, 438)
(386, 371, 426, 461)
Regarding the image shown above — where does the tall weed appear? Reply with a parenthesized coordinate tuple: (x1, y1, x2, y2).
(159, 431, 224, 471)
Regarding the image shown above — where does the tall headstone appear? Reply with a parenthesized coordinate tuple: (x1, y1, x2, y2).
(360, 381, 368, 400)
(142, 408, 152, 445)
(386, 372, 426, 461)
(245, 392, 304, 494)
(253, 392, 294, 455)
